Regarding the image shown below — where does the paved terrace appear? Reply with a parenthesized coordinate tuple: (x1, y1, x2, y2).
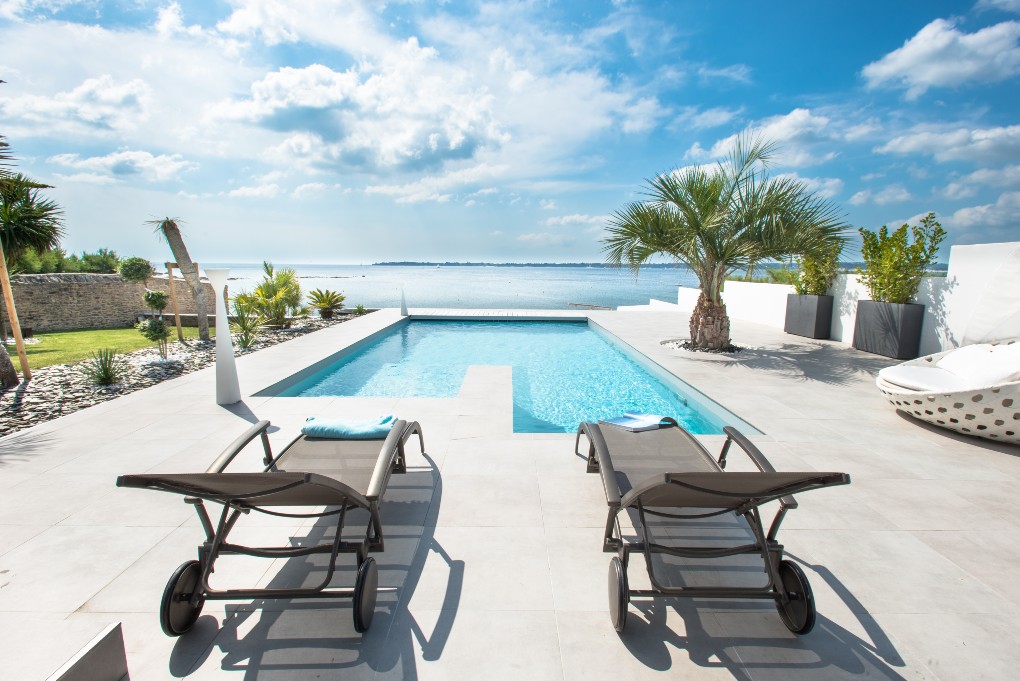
(1, 308, 1018, 680)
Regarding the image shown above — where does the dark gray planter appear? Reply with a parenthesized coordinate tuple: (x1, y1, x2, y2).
(852, 300, 924, 359)
(784, 294, 833, 339)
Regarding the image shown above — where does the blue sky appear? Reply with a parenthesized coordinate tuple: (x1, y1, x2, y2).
(1, 0, 1018, 263)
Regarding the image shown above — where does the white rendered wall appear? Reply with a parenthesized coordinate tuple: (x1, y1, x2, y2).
(677, 286, 701, 311)
(721, 281, 794, 329)
(672, 241, 1020, 354)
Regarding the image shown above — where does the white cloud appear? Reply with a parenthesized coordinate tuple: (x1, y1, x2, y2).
(873, 184, 913, 205)
(364, 162, 508, 203)
(943, 164, 1020, 199)
(775, 172, 844, 199)
(977, 0, 1020, 14)
(685, 108, 839, 167)
(1, 75, 152, 136)
(849, 190, 872, 206)
(47, 149, 196, 182)
(227, 183, 281, 198)
(292, 182, 340, 199)
(539, 199, 557, 210)
(945, 190, 1020, 229)
(848, 185, 913, 205)
(877, 124, 1020, 164)
(543, 214, 610, 227)
(672, 106, 744, 131)
(862, 19, 1020, 99)
(697, 64, 752, 84)
(517, 232, 574, 245)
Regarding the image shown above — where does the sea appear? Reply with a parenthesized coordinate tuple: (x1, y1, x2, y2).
(197, 263, 699, 310)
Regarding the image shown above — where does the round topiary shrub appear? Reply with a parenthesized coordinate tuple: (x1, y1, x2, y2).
(120, 257, 155, 282)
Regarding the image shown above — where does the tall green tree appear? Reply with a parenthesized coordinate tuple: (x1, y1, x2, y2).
(0, 135, 65, 386)
(602, 134, 848, 350)
(146, 217, 210, 341)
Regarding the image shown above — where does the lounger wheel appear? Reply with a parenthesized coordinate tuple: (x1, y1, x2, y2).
(160, 560, 206, 637)
(353, 557, 379, 633)
(775, 560, 816, 635)
(608, 557, 629, 633)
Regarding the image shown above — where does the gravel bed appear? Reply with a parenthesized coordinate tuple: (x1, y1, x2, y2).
(0, 316, 354, 438)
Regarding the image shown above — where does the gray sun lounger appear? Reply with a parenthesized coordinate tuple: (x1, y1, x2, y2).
(575, 419, 850, 634)
(117, 418, 424, 636)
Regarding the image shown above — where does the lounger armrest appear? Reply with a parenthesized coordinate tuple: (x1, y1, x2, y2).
(722, 426, 798, 508)
(365, 419, 423, 501)
(206, 420, 273, 473)
(722, 427, 775, 473)
(578, 423, 622, 507)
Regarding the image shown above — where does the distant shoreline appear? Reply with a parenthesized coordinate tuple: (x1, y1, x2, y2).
(371, 262, 680, 268)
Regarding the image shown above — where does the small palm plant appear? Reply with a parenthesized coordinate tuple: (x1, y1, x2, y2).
(80, 348, 127, 386)
(308, 288, 346, 319)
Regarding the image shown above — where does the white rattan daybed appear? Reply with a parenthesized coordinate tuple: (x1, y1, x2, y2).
(876, 340, 1020, 444)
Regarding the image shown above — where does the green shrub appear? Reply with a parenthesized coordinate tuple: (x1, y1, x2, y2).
(230, 299, 264, 349)
(119, 257, 154, 282)
(766, 267, 799, 285)
(858, 212, 946, 304)
(234, 261, 306, 327)
(308, 288, 346, 319)
(80, 348, 127, 386)
(143, 289, 169, 313)
(354, 304, 366, 316)
(137, 318, 170, 359)
(795, 240, 843, 296)
(68, 248, 119, 273)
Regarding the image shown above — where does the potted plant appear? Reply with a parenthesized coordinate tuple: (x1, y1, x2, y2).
(784, 240, 842, 339)
(852, 212, 945, 359)
(308, 288, 346, 320)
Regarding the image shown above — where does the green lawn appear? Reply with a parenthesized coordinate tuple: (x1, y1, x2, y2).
(20, 326, 216, 369)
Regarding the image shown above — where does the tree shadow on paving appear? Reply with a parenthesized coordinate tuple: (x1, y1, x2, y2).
(689, 342, 897, 387)
(0, 428, 55, 465)
(169, 451, 464, 680)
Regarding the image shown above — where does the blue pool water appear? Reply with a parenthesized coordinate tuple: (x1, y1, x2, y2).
(276, 320, 733, 434)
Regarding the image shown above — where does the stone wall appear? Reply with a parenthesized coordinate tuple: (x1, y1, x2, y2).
(0, 274, 216, 332)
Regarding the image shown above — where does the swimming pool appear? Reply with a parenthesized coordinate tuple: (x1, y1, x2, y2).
(268, 320, 755, 434)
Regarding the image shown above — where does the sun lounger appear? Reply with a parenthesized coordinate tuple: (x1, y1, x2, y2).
(575, 420, 849, 634)
(117, 417, 424, 636)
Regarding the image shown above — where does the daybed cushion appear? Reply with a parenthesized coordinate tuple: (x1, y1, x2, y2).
(936, 343, 1020, 386)
(878, 365, 975, 392)
(881, 341, 1020, 392)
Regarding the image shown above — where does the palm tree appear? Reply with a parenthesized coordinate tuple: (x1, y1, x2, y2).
(0, 136, 65, 386)
(602, 134, 848, 350)
(146, 217, 210, 341)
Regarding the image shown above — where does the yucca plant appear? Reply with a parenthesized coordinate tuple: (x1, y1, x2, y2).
(80, 348, 127, 386)
(354, 304, 366, 316)
(231, 298, 264, 349)
(308, 288, 346, 319)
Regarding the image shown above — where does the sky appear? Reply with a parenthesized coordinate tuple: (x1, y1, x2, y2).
(1, 0, 1018, 264)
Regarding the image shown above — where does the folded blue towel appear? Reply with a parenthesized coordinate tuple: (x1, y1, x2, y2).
(301, 414, 397, 439)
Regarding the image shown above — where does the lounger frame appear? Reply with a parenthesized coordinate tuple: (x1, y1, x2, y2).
(118, 418, 424, 634)
(576, 421, 849, 633)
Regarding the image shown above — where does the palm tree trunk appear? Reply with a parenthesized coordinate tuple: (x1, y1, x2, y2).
(689, 291, 731, 350)
(160, 222, 210, 341)
(0, 344, 18, 388)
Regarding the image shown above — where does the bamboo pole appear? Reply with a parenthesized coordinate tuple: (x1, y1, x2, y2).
(0, 241, 30, 381)
(166, 262, 184, 342)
